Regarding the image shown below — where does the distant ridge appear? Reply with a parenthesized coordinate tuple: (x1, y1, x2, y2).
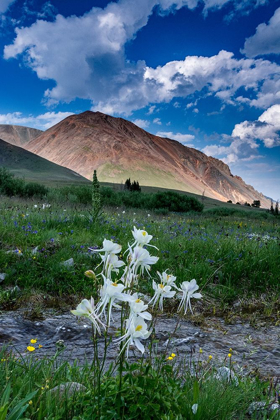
(0, 124, 42, 147)
(0, 138, 89, 184)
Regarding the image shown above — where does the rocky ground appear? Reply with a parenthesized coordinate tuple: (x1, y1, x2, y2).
(1, 309, 279, 378)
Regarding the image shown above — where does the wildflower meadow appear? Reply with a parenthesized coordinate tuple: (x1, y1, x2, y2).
(0, 193, 280, 419)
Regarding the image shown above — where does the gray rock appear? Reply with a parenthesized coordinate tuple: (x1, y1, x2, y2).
(247, 401, 279, 415)
(0, 273, 6, 283)
(1, 311, 280, 378)
(49, 382, 87, 398)
(270, 403, 280, 412)
(248, 401, 267, 415)
(61, 258, 74, 268)
(215, 366, 239, 385)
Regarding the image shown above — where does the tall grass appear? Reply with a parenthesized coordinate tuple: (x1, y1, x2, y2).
(0, 344, 276, 420)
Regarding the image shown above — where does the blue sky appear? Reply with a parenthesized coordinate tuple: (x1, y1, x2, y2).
(1, 0, 280, 199)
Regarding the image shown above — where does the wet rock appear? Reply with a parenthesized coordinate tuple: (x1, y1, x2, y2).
(0, 310, 280, 377)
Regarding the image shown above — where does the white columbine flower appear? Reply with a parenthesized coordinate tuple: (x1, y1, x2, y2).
(97, 276, 128, 326)
(100, 253, 125, 278)
(129, 245, 159, 276)
(120, 266, 138, 288)
(128, 293, 152, 322)
(116, 316, 151, 358)
(89, 239, 122, 256)
(157, 271, 179, 289)
(149, 280, 176, 311)
(71, 297, 104, 334)
(131, 226, 158, 249)
(177, 279, 202, 314)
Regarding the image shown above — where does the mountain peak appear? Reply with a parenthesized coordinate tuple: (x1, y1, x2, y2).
(17, 110, 270, 208)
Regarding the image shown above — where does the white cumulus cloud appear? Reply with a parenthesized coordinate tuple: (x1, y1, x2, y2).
(4, 0, 278, 114)
(156, 131, 195, 145)
(242, 7, 280, 57)
(202, 104, 280, 164)
(132, 119, 150, 128)
(144, 50, 280, 110)
(232, 104, 280, 147)
(0, 111, 73, 130)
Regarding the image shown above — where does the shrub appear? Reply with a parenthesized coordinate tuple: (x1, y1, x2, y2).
(23, 182, 48, 198)
(151, 191, 204, 213)
(0, 168, 48, 198)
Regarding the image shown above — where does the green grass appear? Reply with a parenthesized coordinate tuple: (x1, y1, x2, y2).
(0, 197, 279, 306)
(0, 141, 90, 185)
(0, 345, 277, 420)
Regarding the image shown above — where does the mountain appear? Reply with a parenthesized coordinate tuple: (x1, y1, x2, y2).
(0, 124, 42, 147)
(0, 138, 89, 184)
(25, 111, 270, 207)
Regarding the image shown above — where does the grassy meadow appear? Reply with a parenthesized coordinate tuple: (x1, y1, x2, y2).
(0, 184, 280, 419)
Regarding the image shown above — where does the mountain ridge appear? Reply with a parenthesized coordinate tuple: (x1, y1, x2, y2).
(2, 111, 270, 207)
(0, 124, 42, 147)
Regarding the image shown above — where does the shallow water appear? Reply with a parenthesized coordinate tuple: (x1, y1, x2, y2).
(0, 309, 279, 377)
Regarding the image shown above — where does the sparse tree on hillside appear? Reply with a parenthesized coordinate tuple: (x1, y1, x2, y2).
(275, 200, 279, 216)
(124, 178, 131, 190)
(124, 178, 141, 192)
(270, 199, 274, 214)
(201, 189, 205, 205)
(252, 200, 261, 208)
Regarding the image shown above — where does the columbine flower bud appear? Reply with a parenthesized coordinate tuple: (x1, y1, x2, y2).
(85, 270, 96, 279)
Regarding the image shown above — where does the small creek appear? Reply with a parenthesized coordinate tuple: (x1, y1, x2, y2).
(0, 310, 279, 378)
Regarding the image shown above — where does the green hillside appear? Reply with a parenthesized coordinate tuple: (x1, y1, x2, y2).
(0, 138, 90, 186)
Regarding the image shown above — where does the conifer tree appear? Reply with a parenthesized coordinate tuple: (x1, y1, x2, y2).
(275, 200, 279, 216)
(92, 170, 102, 225)
(270, 199, 274, 214)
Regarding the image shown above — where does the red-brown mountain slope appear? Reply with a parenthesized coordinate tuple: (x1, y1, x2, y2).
(0, 125, 42, 147)
(26, 111, 270, 207)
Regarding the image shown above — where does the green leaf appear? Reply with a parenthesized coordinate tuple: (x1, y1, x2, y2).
(6, 390, 38, 420)
(193, 380, 199, 403)
(1, 382, 11, 406)
(0, 403, 9, 420)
